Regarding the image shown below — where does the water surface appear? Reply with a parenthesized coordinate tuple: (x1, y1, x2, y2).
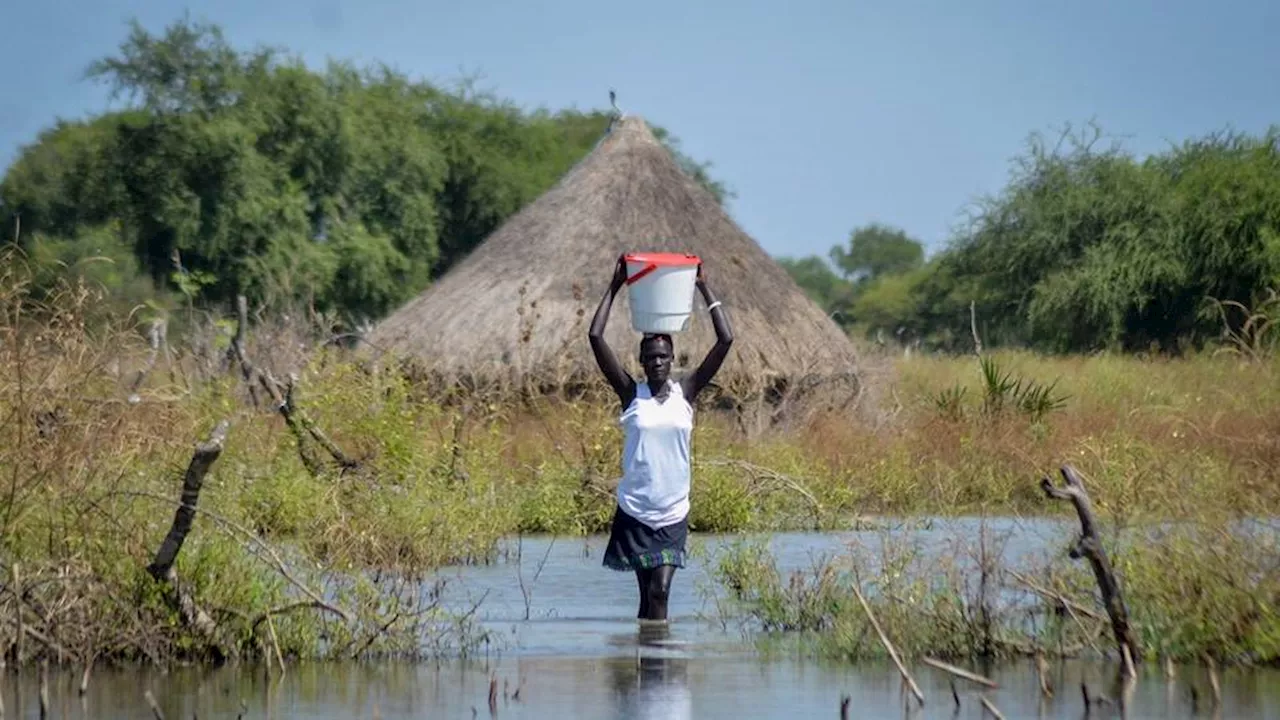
(6, 518, 1279, 718)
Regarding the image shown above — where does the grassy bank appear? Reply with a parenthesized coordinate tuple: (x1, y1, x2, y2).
(2, 259, 1277, 667)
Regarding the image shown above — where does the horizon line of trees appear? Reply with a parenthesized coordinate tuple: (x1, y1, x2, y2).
(3, 17, 1278, 357)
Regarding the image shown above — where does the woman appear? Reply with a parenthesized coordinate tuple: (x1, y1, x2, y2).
(588, 255, 734, 622)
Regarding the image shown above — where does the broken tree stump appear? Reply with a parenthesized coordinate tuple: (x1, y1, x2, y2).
(147, 420, 231, 659)
(1040, 464, 1141, 669)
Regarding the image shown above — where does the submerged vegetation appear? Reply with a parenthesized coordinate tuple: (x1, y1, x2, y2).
(708, 514, 1280, 668)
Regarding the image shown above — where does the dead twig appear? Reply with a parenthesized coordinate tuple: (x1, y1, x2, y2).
(255, 370, 358, 475)
(266, 613, 285, 677)
(228, 295, 261, 407)
(249, 601, 344, 634)
(515, 535, 556, 621)
(80, 652, 95, 695)
(1005, 568, 1104, 621)
(0, 621, 71, 665)
(282, 372, 358, 471)
(229, 295, 357, 475)
(979, 694, 1005, 719)
(1207, 654, 1221, 708)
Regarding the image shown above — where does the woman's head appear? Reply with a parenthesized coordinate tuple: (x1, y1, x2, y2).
(639, 334, 674, 386)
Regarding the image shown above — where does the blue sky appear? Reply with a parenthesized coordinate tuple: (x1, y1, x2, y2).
(2, 0, 1277, 262)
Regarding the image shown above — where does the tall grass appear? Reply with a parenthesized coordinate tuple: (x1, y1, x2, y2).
(2, 245, 1277, 667)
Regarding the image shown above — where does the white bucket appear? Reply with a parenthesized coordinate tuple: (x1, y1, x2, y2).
(624, 252, 701, 334)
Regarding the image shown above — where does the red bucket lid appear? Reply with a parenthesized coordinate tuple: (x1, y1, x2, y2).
(623, 252, 701, 267)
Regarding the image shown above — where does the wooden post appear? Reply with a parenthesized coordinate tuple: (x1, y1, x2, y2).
(1040, 465, 1141, 668)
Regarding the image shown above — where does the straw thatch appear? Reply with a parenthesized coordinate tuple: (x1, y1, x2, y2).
(365, 115, 860, 394)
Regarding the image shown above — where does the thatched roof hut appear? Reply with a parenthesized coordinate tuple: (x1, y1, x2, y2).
(365, 115, 860, 394)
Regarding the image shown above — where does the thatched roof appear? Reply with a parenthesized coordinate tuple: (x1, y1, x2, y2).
(365, 115, 860, 389)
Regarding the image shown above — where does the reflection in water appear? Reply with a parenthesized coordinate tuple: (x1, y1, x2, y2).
(608, 622, 692, 720)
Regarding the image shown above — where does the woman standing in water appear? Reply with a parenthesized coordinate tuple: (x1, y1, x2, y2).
(588, 255, 734, 622)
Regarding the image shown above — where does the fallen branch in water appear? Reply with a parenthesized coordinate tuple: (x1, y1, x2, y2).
(923, 656, 998, 688)
(1040, 464, 1141, 672)
(852, 581, 924, 706)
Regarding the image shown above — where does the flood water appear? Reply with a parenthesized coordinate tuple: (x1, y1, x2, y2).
(6, 517, 1280, 718)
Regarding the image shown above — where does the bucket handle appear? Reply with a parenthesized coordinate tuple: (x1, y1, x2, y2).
(624, 263, 658, 286)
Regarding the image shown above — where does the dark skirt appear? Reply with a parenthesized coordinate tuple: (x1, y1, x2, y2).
(602, 505, 688, 572)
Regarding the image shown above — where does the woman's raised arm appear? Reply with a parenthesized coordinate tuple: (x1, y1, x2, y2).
(589, 256, 636, 406)
(682, 265, 734, 402)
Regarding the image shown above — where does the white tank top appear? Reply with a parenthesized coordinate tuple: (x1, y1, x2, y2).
(616, 379, 693, 529)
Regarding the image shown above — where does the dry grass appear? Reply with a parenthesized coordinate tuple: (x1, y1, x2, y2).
(3, 242, 1278, 669)
(851, 349, 1280, 518)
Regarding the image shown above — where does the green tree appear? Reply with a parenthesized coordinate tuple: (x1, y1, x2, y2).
(1, 16, 734, 325)
(938, 122, 1280, 353)
(829, 222, 925, 284)
(776, 255, 854, 323)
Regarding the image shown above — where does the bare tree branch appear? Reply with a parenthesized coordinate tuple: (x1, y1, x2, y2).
(1040, 464, 1141, 669)
(147, 420, 229, 580)
(145, 420, 231, 657)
